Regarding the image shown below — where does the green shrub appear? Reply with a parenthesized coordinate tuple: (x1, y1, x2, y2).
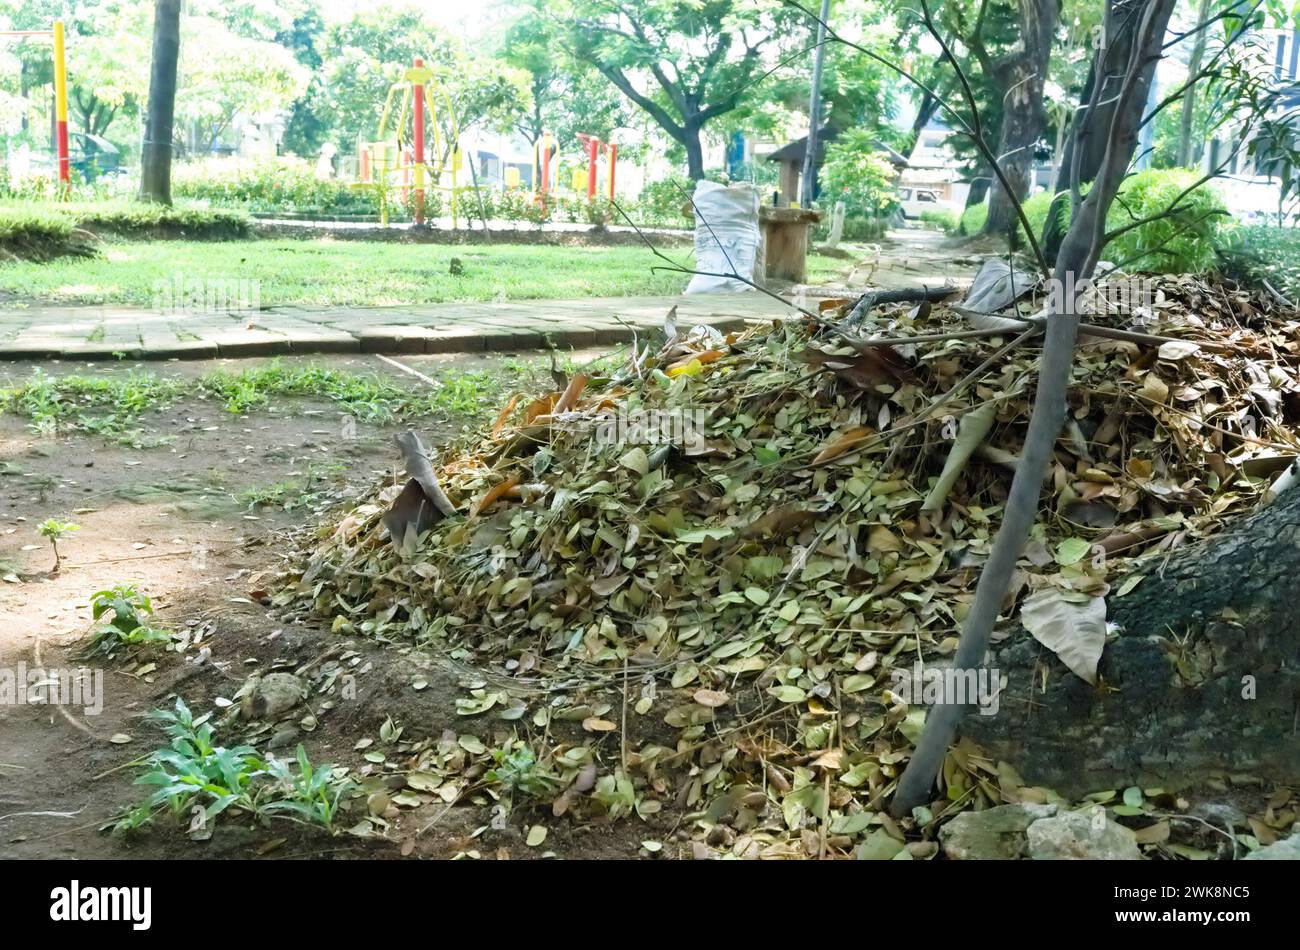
(0, 203, 81, 259)
(959, 169, 1229, 273)
(636, 176, 694, 228)
(171, 156, 629, 227)
(818, 129, 900, 219)
(172, 157, 380, 218)
(1104, 168, 1229, 273)
(1218, 225, 1300, 299)
(920, 208, 960, 232)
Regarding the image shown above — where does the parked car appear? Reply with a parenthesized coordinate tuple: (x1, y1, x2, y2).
(897, 186, 958, 218)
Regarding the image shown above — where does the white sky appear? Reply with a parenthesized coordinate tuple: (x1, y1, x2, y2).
(316, 0, 489, 38)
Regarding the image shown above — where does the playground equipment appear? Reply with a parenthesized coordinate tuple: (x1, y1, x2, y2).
(575, 133, 617, 202)
(0, 21, 69, 188)
(354, 57, 462, 227)
(532, 131, 555, 209)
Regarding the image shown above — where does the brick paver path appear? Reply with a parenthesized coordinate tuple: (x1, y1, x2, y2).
(0, 293, 822, 361)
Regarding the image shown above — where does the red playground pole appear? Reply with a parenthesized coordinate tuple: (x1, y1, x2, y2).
(411, 56, 426, 226)
(586, 136, 599, 201)
(607, 142, 617, 201)
(539, 132, 551, 209)
(53, 21, 69, 186)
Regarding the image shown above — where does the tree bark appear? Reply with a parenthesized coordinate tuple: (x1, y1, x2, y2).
(965, 485, 1300, 795)
(892, 0, 1180, 814)
(1058, 3, 1168, 189)
(1175, 0, 1213, 168)
(983, 0, 1061, 236)
(140, 0, 181, 205)
(683, 121, 705, 180)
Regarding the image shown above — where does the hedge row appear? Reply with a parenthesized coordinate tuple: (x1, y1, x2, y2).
(0, 200, 251, 260)
(957, 169, 1229, 274)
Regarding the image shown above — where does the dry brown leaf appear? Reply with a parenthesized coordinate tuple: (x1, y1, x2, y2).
(812, 426, 874, 465)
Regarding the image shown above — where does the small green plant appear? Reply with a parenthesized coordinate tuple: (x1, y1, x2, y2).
(84, 584, 173, 655)
(0, 369, 182, 441)
(919, 208, 960, 232)
(485, 741, 563, 803)
(239, 463, 344, 512)
(262, 745, 352, 832)
(117, 697, 267, 834)
(115, 697, 353, 836)
(36, 518, 78, 572)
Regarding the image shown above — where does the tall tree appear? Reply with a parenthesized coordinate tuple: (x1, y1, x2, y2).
(278, 4, 330, 156)
(963, 0, 1062, 235)
(1175, 0, 1215, 166)
(1058, 0, 1171, 187)
(568, 0, 799, 179)
(499, 0, 630, 146)
(315, 6, 528, 156)
(139, 0, 180, 203)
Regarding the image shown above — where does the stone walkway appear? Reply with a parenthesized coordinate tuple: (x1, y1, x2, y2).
(0, 293, 818, 361)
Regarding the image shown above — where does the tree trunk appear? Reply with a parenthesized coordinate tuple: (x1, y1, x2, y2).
(1175, 0, 1213, 168)
(1047, 105, 1067, 192)
(983, 0, 1060, 236)
(966, 175, 990, 209)
(1058, 4, 1167, 188)
(683, 120, 705, 181)
(965, 485, 1300, 795)
(892, 0, 1180, 814)
(906, 94, 942, 158)
(140, 0, 181, 205)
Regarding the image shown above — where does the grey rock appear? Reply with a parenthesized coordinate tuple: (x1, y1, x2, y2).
(240, 672, 306, 720)
(265, 725, 300, 750)
(939, 802, 1058, 860)
(1191, 800, 1246, 830)
(1027, 805, 1141, 860)
(1243, 835, 1300, 860)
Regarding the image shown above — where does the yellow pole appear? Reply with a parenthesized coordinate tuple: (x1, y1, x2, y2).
(52, 20, 70, 189)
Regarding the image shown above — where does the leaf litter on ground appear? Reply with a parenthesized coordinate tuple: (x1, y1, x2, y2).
(266, 271, 1300, 858)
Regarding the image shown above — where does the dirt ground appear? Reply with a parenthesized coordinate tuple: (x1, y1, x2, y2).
(0, 350, 673, 860)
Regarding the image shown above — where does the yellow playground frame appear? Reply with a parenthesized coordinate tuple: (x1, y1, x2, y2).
(353, 60, 462, 228)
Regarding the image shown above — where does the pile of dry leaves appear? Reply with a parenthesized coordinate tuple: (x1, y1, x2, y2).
(275, 271, 1300, 858)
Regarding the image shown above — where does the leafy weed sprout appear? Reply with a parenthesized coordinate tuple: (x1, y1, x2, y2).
(36, 517, 78, 572)
(83, 584, 174, 656)
(486, 740, 563, 805)
(115, 697, 353, 836)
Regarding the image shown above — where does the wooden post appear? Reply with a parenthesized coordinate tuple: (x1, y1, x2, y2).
(758, 206, 822, 283)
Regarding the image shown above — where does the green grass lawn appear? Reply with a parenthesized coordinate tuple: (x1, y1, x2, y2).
(0, 237, 854, 308)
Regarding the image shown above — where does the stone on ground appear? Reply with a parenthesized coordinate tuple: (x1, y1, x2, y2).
(1026, 805, 1141, 860)
(939, 802, 1058, 860)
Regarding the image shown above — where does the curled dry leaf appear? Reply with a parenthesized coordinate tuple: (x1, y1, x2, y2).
(812, 426, 874, 465)
(1020, 586, 1108, 685)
